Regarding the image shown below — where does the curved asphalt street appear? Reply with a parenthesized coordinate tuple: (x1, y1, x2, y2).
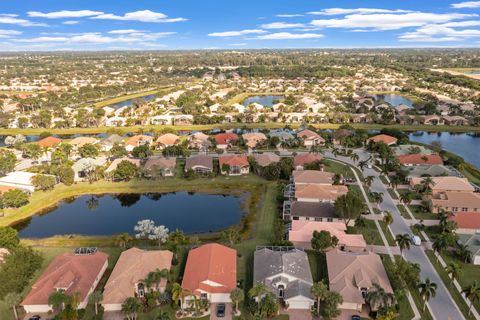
(323, 149, 465, 320)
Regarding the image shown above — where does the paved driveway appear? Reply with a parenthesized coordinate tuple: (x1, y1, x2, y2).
(210, 303, 232, 320)
(325, 149, 465, 320)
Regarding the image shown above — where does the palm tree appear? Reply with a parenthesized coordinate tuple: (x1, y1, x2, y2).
(88, 291, 103, 316)
(366, 283, 394, 311)
(115, 233, 133, 248)
(171, 283, 188, 311)
(418, 278, 437, 311)
(370, 191, 384, 207)
(462, 281, 480, 316)
(155, 310, 171, 320)
(395, 234, 412, 254)
(383, 211, 394, 227)
(457, 243, 472, 263)
(400, 192, 413, 205)
(445, 262, 462, 286)
(350, 153, 359, 164)
(248, 283, 267, 313)
(48, 290, 69, 312)
(432, 234, 449, 261)
(310, 281, 329, 314)
(3, 292, 21, 320)
(121, 297, 142, 320)
(230, 288, 244, 314)
(364, 175, 375, 188)
(420, 177, 435, 193)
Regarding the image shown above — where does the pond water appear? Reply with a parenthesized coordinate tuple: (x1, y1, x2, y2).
(408, 132, 480, 169)
(373, 94, 414, 108)
(242, 95, 284, 107)
(108, 94, 157, 109)
(15, 192, 246, 238)
(465, 70, 480, 75)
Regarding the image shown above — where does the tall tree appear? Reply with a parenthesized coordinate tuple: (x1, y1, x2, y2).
(88, 291, 103, 316)
(395, 234, 412, 254)
(462, 281, 480, 317)
(418, 278, 437, 311)
(334, 190, 366, 227)
(310, 281, 329, 315)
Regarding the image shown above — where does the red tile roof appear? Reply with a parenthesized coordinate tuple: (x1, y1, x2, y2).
(449, 213, 480, 230)
(215, 133, 238, 145)
(367, 134, 398, 145)
(219, 154, 249, 167)
(181, 243, 236, 295)
(37, 136, 61, 148)
(22, 252, 108, 306)
(396, 154, 443, 165)
(294, 153, 323, 167)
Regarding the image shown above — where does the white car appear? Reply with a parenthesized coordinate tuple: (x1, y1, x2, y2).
(366, 164, 372, 169)
(411, 235, 421, 246)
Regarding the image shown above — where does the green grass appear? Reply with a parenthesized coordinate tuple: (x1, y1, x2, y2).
(438, 250, 480, 314)
(425, 250, 477, 320)
(379, 221, 397, 246)
(397, 205, 412, 219)
(408, 205, 437, 220)
(93, 86, 177, 108)
(348, 219, 386, 246)
(307, 250, 328, 283)
(379, 175, 389, 185)
(387, 188, 399, 200)
(2, 123, 480, 136)
(322, 159, 353, 177)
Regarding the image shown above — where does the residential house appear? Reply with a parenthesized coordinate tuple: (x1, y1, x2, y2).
(457, 234, 480, 265)
(421, 115, 444, 125)
(185, 155, 214, 176)
(99, 134, 124, 152)
(215, 133, 238, 149)
(219, 155, 249, 176)
(21, 251, 109, 313)
(289, 220, 366, 251)
(242, 132, 267, 149)
(269, 130, 294, 142)
(102, 248, 172, 311)
(253, 247, 314, 310)
(449, 213, 480, 234)
(69, 137, 99, 152)
(367, 134, 398, 146)
(443, 115, 469, 126)
(396, 154, 444, 166)
(125, 135, 154, 152)
(188, 132, 210, 150)
(409, 176, 474, 195)
(72, 157, 107, 182)
(283, 201, 349, 225)
(293, 154, 324, 170)
(295, 184, 348, 203)
(0, 171, 56, 193)
(429, 191, 480, 213)
(326, 249, 393, 312)
(292, 170, 334, 185)
(143, 157, 176, 178)
(181, 243, 236, 304)
(37, 136, 61, 149)
(156, 133, 180, 150)
(253, 153, 280, 168)
(105, 116, 127, 127)
(296, 129, 324, 148)
(105, 158, 141, 177)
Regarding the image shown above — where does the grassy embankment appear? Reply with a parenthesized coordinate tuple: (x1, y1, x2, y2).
(2, 123, 480, 136)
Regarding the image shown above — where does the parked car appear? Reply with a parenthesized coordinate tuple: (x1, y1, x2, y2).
(351, 315, 361, 320)
(411, 235, 422, 246)
(216, 303, 226, 317)
(29, 316, 41, 320)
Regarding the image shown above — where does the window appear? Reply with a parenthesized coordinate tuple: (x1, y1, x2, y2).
(327, 218, 333, 222)
(137, 283, 145, 298)
(462, 208, 468, 212)
(361, 288, 368, 299)
(452, 207, 458, 212)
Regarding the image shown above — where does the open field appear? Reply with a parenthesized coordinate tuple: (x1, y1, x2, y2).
(2, 123, 480, 136)
(92, 85, 179, 108)
(431, 68, 480, 80)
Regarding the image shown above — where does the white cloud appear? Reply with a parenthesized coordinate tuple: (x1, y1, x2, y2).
(256, 32, 324, 40)
(208, 29, 266, 37)
(108, 29, 144, 34)
(0, 14, 48, 27)
(400, 23, 480, 42)
(261, 22, 305, 29)
(276, 14, 303, 18)
(311, 12, 477, 30)
(230, 43, 247, 46)
(63, 21, 79, 25)
(91, 10, 186, 23)
(308, 8, 414, 15)
(451, 1, 480, 8)
(27, 10, 104, 19)
(0, 29, 22, 38)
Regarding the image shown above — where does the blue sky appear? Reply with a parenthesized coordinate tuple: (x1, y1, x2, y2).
(0, 0, 479, 50)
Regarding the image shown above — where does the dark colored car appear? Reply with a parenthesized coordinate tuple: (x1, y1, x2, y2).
(29, 316, 41, 320)
(216, 303, 226, 317)
(351, 315, 361, 320)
